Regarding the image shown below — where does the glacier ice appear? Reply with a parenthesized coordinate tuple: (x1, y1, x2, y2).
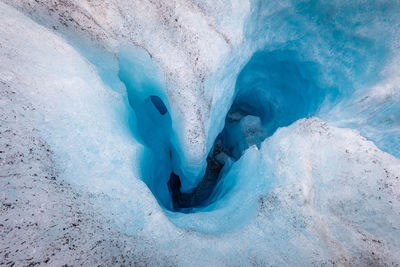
(1, 0, 400, 265)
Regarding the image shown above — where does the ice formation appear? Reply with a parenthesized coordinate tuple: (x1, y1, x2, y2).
(1, 0, 400, 265)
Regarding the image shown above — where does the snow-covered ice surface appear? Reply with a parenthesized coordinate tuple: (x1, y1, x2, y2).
(1, 0, 400, 266)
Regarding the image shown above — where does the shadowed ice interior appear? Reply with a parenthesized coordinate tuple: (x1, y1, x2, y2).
(118, 46, 328, 213)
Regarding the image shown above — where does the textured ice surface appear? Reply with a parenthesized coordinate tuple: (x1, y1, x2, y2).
(1, 0, 400, 265)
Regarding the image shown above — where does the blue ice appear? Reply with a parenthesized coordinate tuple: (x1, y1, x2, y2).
(56, 0, 400, 233)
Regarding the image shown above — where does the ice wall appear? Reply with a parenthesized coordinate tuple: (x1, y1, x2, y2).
(245, 0, 400, 157)
(0, 1, 156, 227)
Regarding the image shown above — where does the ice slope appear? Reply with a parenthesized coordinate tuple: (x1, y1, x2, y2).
(0, 1, 174, 243)
(325, 64, 400, 158)
(3, 0, 252, 190)
(1, 0, 400, 265)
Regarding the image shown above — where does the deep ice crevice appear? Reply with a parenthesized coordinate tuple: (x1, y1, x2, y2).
(1, 2, 400, 264)
(113, 40, 333, 215)
(166, 48, 330, 212)
(2, 0, 400, 238)
(65, 29, 396, 232)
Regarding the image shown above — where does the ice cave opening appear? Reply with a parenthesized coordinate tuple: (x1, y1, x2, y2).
(116, 46, 330, 214)
(150, 95, 168, 115)
(165, 49, 328, 212)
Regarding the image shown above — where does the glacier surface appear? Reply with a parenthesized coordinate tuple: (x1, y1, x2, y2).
(1, 0, 400, 265)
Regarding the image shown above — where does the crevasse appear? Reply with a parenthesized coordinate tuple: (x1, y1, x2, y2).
(6, 0, 399, 234)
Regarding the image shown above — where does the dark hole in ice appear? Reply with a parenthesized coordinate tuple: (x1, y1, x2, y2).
(168, 140, 226, 210)
(150, 95, 168, 115)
